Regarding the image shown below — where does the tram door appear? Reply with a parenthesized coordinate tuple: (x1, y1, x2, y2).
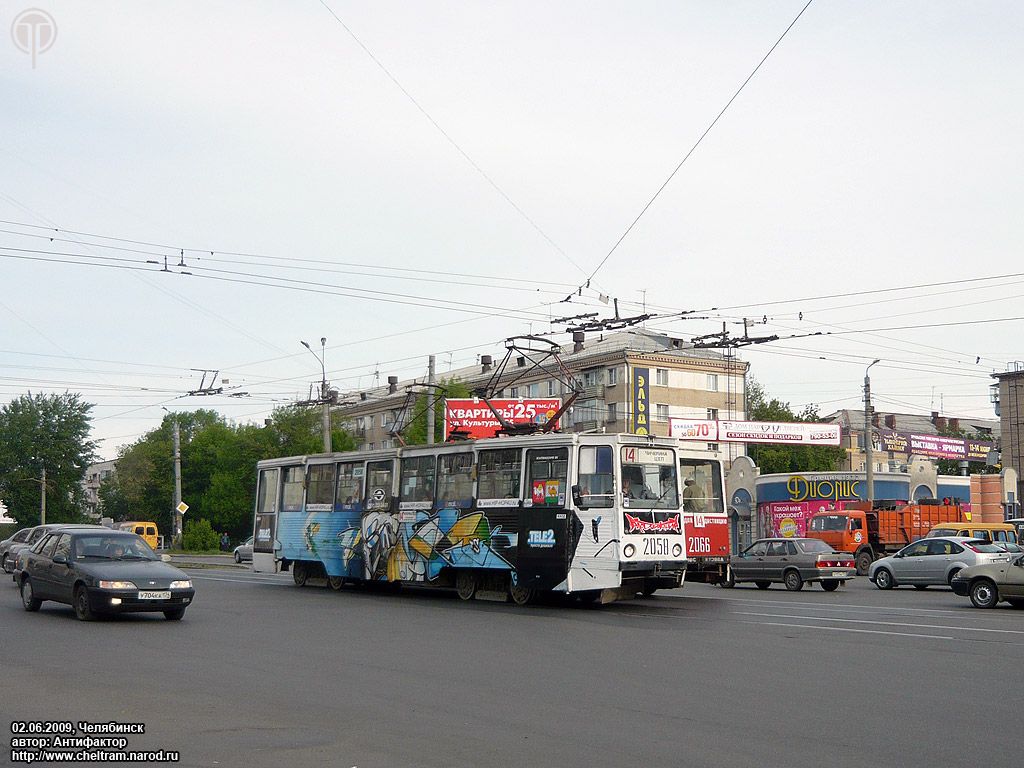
(252, 467, 280, 573)
(517, 448, 573, 591)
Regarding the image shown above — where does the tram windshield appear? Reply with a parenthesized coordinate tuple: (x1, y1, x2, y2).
(620, 446, 678, 509)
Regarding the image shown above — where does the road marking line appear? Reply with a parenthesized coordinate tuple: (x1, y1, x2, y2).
(736, 611, 1024, 635)
(667, 592, 961, 615)
(189, 574, 290, 585)
(745, 621, 954, 640)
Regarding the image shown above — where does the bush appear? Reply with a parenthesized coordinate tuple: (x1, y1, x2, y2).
(182, 518, 220, 552)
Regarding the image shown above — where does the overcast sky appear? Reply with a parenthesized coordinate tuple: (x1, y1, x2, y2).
(2, 0, 1022, 460)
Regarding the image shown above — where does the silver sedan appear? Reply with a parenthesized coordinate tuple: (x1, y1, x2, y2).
(868, 537, 1013, 590)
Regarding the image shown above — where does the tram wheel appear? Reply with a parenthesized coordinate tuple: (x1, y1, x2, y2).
(292, 562, 308, 587)
(509, 581, 534, 606)
(327, 575, 345, 591)
(455, 572, 477, 601)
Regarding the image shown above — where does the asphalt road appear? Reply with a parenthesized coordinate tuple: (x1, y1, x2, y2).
(3, 571, 1023, 768)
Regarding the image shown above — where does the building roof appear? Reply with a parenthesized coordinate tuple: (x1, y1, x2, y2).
(823, 409, 1000, 439)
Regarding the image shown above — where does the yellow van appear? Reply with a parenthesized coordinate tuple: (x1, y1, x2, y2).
(926, 522, 1018, 544)
(117, 521, 160, 550)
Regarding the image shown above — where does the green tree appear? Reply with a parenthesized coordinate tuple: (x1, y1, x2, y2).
(745, 378, 846, 474)
(0, 392, 97, 526)
(403, 379, 473, 445)
(934, 422, 998, 476)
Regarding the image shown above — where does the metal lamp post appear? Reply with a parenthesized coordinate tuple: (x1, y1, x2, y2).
(864, 359, 881, 507)
(301, 338, 332, 453)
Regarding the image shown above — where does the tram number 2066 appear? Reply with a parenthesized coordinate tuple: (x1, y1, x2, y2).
(643, 537, 670, 556)
(687, 536, 712, 554)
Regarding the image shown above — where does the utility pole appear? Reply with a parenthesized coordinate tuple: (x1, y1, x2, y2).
(864, 359, 880, 508)
(301, 338, 332, 453)
(172, 417, 182, 548)
(40, 465, 46, 525)
(426, 355, 436, 444)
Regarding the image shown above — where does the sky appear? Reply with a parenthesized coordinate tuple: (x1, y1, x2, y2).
(1, 0, 1022, 461)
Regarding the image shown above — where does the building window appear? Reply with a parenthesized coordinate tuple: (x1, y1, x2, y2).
(367, 442, 375, 451)
(608, 367, 618, 385)
(707, 443, 719, 452)
(355, 416, 365, 430)
(583, 370, 598, 387)
(656, 368, 669, 386)
(707, 408, 718, 421)
(707, 374, 719, 392)
(510, 387, 519, 398)
(607, 402, 617, 423)
(655, 404, 669, 422)
(547, 380, 557, 396)
(380, 412, 389, 427)
(380, 438, 391, 449)
(527, 383, 539, 397)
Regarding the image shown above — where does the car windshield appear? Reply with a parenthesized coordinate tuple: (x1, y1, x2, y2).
(809, 515, 847, 532)
(73, 535, 157, 561)
(795, 539, 833, 554)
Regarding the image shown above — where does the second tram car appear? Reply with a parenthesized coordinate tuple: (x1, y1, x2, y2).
(252, 432, 688, 604)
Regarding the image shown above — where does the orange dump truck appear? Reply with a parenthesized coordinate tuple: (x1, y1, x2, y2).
(805, 503, 969, 575)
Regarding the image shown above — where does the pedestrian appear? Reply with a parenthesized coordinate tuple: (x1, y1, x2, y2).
(220, 531, 230, 552)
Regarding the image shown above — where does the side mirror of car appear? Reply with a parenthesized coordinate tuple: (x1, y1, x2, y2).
(894, 552, 903, 559)
(160, 554, 172, 563)
(52, 553, 68, 565)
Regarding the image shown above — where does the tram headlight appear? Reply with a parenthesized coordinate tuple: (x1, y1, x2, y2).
(623, 543, 635, 558)
(672, 543, 683, 558)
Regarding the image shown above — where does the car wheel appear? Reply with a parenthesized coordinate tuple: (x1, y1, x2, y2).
(292, 562, 308, 587)
(455, 572, 477, 601)
(20, 578, 41, 612)
(754, 581, 771, 590)
(969, 579, 998, 609)
(821, 579, 840, 592)
(784, 570, 804, 591)
(327, 575, 345, 591)
(234, 551, 241, 564)
(163, 608, 186, 621)
(74, 586, 96, 621)
(947, 569, 961, 586)
(855, 551, 873, 576)
(2, 553, 11, 574)
(874, 568, 894, 590)
(509, 581, 534, 606)
(720, 570, 736, 589)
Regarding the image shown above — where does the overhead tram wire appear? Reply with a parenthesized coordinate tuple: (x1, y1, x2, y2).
(578, 0, 815, 292)
(0, 222, 582, 290)
(0, 249, 556, 323)
(314, 1, 593, 283)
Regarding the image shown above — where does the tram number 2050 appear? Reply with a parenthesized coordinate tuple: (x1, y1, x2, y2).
(687, 536, 712, 554)
(643, 537, 670, 556)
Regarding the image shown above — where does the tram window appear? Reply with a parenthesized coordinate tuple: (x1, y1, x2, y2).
(477, 448, 522, 501)
(437, 453, 474, 508)
(526, 448, 568, 506)
(679, 458, 724, 514)
(307, 464, 337, 506)
(365, 460, 394, 511)
(282, 466, 305, 511)
(257, 469, 279, 513)
(400, 455, 436, 503)
(578, 445, 614, 508)
(336, 462, 363, 507)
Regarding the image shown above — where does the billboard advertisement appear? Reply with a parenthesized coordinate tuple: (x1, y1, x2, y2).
(631, 367, 650, 435)
(669, 419, 840, 446)
(443, 398, 561, 440)
(876, 429, 995, 462)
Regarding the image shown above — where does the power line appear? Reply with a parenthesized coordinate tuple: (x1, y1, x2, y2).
(582, 0, 815, 287)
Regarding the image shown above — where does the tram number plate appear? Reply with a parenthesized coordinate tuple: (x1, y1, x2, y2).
(643, 537, 670, 556)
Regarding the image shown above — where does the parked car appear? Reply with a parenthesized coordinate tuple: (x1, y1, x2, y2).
(233, 536, 253, 563)
(868, 537, 1012, 590)
(723, 537, 856, 591)
(4, 524, 76, 575)
(950, 555, 1024, 608)
(925, 522, 1018, 544)
(17, 529, 195, 621)
(1, 527, 33, 573)
(992, 541, 1024, 557)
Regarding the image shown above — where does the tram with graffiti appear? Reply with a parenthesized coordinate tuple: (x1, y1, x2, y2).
(251, 432, 689, 604)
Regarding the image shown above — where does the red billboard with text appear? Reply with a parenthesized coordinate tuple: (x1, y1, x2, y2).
(443, 398, 562, 440)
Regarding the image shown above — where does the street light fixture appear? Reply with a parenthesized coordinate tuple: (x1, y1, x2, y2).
(864, 359, 881, 507)
(301, 338, 332, 453)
